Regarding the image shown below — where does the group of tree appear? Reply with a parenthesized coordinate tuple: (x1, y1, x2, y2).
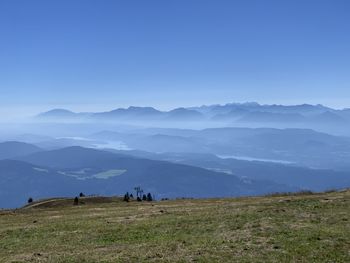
(27, 189, 155, 207)
(124, 188, 153, 202)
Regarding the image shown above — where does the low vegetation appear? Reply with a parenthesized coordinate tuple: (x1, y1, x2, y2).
(0, 190, 349, 262)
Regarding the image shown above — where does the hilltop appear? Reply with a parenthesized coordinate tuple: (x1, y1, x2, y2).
(0, 190, 349, 262)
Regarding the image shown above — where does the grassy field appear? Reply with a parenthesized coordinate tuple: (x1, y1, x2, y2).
(0, 190, 349, 262)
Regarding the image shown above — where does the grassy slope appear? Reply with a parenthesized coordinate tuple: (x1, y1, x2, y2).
(0, 191, 349, 263)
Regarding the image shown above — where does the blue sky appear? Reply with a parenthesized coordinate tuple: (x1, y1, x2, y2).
(0, 0, 350, 116)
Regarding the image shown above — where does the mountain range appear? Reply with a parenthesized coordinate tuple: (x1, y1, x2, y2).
(37, 102, 350, 125)
(0, 144, 295, 208)
(2, 140, 350, 208)
(90, 127, 350, 170)
(2, 102, 350, 208)
(38, 107, 206, 122)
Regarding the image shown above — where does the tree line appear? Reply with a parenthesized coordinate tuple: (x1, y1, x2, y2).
(27, 187, 154, 205)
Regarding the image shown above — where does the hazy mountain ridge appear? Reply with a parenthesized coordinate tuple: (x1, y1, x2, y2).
(0, 144, 295, 208)
(0, 159, 81, 208)
(38, 106, 205, 122)
(2, 102, 350, 209)
(0, 141, 43, 159)
(36, 102, 350, 125)
(90, 127, 350, 170)
(106, 150, 350, 192)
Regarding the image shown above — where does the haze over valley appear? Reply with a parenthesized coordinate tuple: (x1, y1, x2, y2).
(2, 1, 350, 261)
(0, 102, 349, 208)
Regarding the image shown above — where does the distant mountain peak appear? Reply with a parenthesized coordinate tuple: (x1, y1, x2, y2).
(39, 109, 75, 116)
(127, 106, 158, 110)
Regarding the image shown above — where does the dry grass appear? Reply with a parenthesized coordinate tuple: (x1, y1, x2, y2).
(0, 190, 349, 262)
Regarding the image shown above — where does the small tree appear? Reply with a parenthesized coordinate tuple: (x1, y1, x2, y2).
(146, 193, 153, 202)
(134, 186, 144, 199)
(137, 197, 142, 202)
(123, 192, 130, 202)
(130, 193, 134, 199)
(28, 197, 33, 204)
(142, 194, 147, 201)
(73, 196, 79, 205)
(79, 192, 85, 197)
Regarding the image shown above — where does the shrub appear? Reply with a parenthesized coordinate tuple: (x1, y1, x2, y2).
(28, 197, 33, 204)
(146, 193, 153, 201)
(73, 197, 79, 205)
(124, 192, 130, 202)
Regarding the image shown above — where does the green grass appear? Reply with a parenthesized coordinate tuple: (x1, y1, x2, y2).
(0, 190, 349, 262)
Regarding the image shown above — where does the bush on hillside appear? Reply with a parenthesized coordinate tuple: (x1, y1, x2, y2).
(124, 192, 130, 202)
(73, 197, 79, 205)
(146, 193, 153, 201)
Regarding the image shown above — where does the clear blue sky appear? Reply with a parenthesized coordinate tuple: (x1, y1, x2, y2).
(0, 0, 350, 116)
